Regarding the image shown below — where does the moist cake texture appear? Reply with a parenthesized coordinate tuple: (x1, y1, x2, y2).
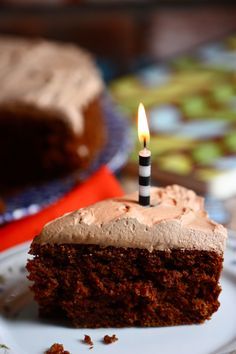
(0, 36, 105, 188)
(27, 185, 227, 328)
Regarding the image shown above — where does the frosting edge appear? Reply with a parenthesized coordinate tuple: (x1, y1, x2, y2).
(33, 185, 227, 254)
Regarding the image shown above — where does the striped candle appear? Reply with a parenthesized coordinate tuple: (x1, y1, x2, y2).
(139, 147, 151, 206)
(138, 103, 151, 207)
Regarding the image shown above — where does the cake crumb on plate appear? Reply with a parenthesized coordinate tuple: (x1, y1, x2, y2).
(103, 334, 118, 345)
(83, 335, 93, 349)
(45, 343, 70, 354)
(83, 335, 93, 346)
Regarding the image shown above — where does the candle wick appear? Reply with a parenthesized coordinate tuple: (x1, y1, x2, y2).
(143, 137, 147, 149)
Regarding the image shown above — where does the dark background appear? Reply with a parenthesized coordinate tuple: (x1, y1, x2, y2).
(1, 3, 236, 78)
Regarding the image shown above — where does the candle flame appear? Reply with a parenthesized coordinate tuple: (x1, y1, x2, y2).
(138, 102, 150, 147)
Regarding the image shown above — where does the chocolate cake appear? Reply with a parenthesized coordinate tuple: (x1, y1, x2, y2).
(27, 185, 227, 328)
(0, 37, 105, 189)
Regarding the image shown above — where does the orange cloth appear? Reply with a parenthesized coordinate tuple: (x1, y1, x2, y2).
(0, 166, 123, 252)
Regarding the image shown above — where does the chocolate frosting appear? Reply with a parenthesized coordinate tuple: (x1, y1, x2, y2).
(0, 36, 103, 134)
(34, 185, 227, 254)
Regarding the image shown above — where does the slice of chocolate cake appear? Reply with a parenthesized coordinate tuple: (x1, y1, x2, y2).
(27, 185, 227, 328)
(0, 36, 105, 189)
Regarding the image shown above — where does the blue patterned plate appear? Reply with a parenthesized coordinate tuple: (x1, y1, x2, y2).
(0, 94, 133, 225)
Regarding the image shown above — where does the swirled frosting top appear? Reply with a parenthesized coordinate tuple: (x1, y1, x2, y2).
(34, 185, 227, 254)
(0, 36, 104, 133)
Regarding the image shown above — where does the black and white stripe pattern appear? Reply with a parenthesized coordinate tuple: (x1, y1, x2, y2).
(139, 150, 151, 206)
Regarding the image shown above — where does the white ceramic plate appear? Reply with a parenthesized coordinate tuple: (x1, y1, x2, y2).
(0, 231, 236, 354)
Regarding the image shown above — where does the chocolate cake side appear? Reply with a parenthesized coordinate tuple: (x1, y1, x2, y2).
(27, 243, 223, 328)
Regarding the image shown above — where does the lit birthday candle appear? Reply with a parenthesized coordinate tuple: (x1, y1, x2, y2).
(138, 103, 151, 207)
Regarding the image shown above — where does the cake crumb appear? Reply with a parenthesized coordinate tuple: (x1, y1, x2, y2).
(45, 343, 70, 354)
(103, 334, 118, 345)
(83, 335, 93, 348)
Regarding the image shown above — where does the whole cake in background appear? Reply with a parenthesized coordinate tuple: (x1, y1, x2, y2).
(27, 185, 227, 328)
(0, 36, 105, 189)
